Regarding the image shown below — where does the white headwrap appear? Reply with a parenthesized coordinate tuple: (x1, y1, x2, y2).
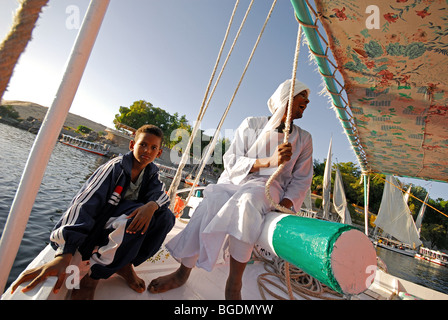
(247, 79, 310, 158)
(266, 78, 310, 130)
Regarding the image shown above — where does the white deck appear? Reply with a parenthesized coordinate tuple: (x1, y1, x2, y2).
(3, 218, 448, 301)
(2, 219, 341, 300)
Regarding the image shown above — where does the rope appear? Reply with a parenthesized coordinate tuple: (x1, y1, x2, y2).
(180, 0, 278, 209)
(253, 247, 345, 300)
(261, 22, 302, 300)
(0, 0, 50, 102)
(264, 23, 303, 215)
(167, 0, 241, 208)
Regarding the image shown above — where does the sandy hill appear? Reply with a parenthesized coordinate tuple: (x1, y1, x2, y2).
(2, 100, 108, 133)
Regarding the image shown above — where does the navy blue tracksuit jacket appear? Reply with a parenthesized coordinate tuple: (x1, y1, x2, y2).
(50, 151, 175, 279)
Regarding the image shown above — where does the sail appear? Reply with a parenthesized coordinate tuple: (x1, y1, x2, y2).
(415, 192, 429, 236)
(333, 167, 352, 225)
(302, 187, 312, 211)
(322, 138, 332, 219)
(374, 175, 422, 247)
(403, 184, 412, 204)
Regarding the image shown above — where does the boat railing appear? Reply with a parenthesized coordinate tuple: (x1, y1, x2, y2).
(61, 134, 109, 152)
(156, 163, 188, 179)
(419, 247, 448, 261)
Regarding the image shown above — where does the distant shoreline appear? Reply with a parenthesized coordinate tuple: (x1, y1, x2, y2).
(0, 100, 222, 182)
(1, 100, 109, 133)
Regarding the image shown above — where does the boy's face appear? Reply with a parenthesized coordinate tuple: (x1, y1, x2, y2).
(129, 132, 163, 168)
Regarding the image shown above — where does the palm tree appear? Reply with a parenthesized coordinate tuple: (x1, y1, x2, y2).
(0, 0, 49, 102)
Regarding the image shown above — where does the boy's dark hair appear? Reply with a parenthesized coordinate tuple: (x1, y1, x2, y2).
(134, 124, 164, 146)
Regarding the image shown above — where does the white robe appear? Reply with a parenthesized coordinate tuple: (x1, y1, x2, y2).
(166, 116, 313, 271)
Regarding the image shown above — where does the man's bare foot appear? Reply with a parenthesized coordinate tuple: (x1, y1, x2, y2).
(117, 264, 146, 293)
(71, 275, 99, 300)
(225, 280, 242, 300)
(225, 256, 246, 300)
(148, 264, 192, 293)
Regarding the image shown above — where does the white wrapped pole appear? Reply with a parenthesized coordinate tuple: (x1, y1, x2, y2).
(0, 0, 110, 294)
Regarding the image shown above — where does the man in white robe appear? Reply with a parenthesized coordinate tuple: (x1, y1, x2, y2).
(148, 79, 314, 299)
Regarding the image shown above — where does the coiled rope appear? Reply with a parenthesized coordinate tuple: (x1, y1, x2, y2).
(253, 247, 345, 300)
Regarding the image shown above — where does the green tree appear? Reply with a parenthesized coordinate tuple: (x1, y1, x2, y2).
(421, 224, 447, 249)
(76, 125, 92, 134)
(114, 100, 191, 148)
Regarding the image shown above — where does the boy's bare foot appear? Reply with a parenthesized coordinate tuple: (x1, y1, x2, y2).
(71, 275, 99, 300)
(148, 264, 192, 293)
(117, 264, 146, 293)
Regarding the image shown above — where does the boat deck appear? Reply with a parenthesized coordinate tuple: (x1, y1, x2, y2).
(3, 219, 448, 301)
(3, 219, 343, 301)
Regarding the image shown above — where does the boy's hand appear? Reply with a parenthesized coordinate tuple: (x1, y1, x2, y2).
(126, 201, 159, 234)
(11, 253, 72, 294)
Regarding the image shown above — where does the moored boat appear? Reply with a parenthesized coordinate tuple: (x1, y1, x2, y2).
(415, 247, 448, 268)
(59, 134, 110, 156)
(374, 237, 416, 258)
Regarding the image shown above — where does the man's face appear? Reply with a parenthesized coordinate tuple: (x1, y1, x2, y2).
(282, 90, 310, 121)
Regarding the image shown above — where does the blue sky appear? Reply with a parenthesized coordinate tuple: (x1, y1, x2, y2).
(0, 0, 446, 201)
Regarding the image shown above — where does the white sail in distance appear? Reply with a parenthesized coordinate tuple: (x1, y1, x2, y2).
(415, 192, 429, 236)
(374, 175, 422, 247)
(322, 137, 332, 220)
(333, 166, 352, 224)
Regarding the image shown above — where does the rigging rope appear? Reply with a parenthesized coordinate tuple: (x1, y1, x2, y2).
(167, 0, 242, 209)
(253, 247, 345, 300)
(0, 0, 50, 102)
(263, 22, 302, 300)
(264, 23, 303, 216)
(177, 0, 279, 209)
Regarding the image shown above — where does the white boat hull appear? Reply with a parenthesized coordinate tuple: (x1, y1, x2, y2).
(375, 242, 416, 257)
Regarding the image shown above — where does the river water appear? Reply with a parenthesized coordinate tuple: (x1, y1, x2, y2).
(376, 246, 448, 295)
(1, 122, 447, 296)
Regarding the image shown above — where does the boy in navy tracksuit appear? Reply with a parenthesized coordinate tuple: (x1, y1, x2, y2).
(12, 124, 175, 299)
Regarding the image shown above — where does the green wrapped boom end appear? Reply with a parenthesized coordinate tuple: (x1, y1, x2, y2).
(264, 214, 377, 295)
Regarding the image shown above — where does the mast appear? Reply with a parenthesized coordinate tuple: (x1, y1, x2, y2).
(364, 175, 370, 236)
(0, 0, 110, 294)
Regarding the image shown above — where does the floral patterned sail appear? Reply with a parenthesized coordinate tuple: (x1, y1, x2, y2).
(314, 0, 448, 182)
